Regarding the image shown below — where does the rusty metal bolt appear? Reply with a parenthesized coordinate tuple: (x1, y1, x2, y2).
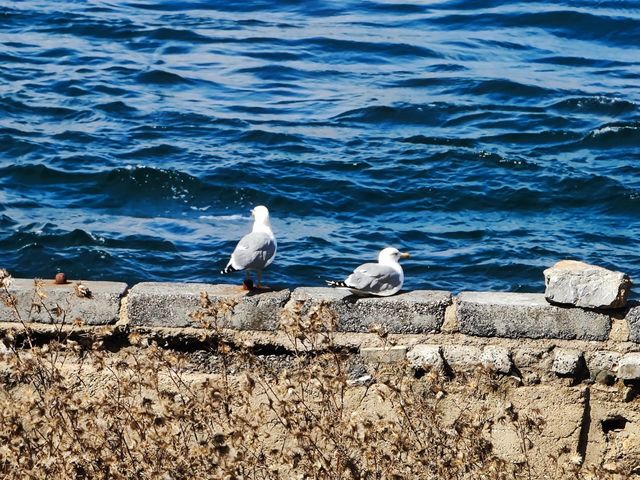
(54, 272, 67, 285)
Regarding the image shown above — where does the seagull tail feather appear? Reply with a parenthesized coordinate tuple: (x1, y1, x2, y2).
(326, 280, 350, 288)
(221, 264, 238, 275)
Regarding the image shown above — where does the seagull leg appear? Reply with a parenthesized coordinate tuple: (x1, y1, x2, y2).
(242, 270, 253, 291)
(256, 271, 262, 289)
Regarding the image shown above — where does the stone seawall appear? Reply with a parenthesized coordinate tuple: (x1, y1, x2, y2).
(1, 279, 639, 376)
(1, 278, 639, 474)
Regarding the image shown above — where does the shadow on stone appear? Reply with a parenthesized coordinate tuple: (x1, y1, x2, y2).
(245, 285, 288, 297)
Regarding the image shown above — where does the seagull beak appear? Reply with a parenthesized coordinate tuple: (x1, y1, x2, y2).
(400, 252, 411, 259)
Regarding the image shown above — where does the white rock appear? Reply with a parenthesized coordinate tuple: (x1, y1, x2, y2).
(442, 345, 482, 369)
(587, 350, 621, 382)
(407, 344, 444, 371)
(617, 353, 640, 380)
(552, 348, 583, 376)
(543, 260, 631, 309)
(481, 346, 512, 374)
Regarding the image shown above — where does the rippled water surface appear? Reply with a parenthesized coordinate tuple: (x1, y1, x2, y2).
(1, 0, 640, 291)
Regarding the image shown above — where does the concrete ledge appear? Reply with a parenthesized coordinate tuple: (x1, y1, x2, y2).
(127, 282, 290, 330)
(289, 287, 451, 334)
(4, 277, 638, 345)
(0, 278, 127, 325)
(457, 292, 611, 341)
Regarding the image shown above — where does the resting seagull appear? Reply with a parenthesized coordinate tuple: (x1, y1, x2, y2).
(326, 247, 410, 297)
(221, 205, 277, 289)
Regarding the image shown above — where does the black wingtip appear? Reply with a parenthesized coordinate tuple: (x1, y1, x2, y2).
(221, 265, 237, 275)
(326, 280, 349, 288)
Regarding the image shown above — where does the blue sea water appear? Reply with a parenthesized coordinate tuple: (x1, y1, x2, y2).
(1, 0, 639, 293)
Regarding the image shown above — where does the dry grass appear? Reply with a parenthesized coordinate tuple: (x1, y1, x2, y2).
(0, 270, 617, 479)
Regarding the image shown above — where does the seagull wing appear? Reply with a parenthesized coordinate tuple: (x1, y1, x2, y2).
(345, 263, 402, 295)
(224, 232, 276, 272)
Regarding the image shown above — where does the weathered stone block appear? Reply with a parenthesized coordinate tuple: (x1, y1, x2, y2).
(617, 353, 640, 380)
(360, 346, 408, 364)
(442, 345, 482, 369)
(407, 344, 444, 371)
(288, 287, 451, 334)
(127, 282, 290, 329)
(0, 278, 127, 325)
(481, 346, 512, 373)
(552, 348, 584, 376)
(512, 347, 548, 369)
(457, 292, 610, 340)
(609, 317, 630, 342)
(624, 302, 640, 343)
(543, 260, 631, 309)
(587, 351, 621, 382)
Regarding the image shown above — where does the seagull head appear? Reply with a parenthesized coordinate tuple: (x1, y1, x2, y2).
(378, 247, 410, 265)
(251, 205, 271, 226)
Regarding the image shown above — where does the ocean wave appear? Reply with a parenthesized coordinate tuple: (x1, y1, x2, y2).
(333, 103, 466, 125)
(301, 36, 443, 60)
(534, 56, 632, 68)
(401, 135, 476, 148)
(0, 164, 94, 185)
(95, 100, 139, 115)
(430, 9, 640, 47)
(91, 166, 206, 205)
(580, 122, 640, 148)
(234, 65, 311, 82)
(461, 79, 558, 100)
(136, 69, 192, 85)
(479, 130, 581, 146)
(0, 215, 17, 227)
(117, 144, 185, 159)
(237, 129, 306, 145)
(144, 27, 213, 43)
(199, 214, 246, 221)
(550, 97, 637, 115)
(2, 228, 101, 249)
(0, 96, 90, 120)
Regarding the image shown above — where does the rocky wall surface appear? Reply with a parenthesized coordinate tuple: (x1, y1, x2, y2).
(0, 278, 639, 475)
(2, 278, 639, 385)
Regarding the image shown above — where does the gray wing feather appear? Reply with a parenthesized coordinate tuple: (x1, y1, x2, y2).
(346, 263, 401, 294)
(230, 232, 276, 271)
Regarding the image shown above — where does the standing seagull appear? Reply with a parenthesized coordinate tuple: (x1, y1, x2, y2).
(326, 247, 410, 297)
(221, 205, 277, 289)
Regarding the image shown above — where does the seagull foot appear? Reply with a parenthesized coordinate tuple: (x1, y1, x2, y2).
(242, 278, 254, 291)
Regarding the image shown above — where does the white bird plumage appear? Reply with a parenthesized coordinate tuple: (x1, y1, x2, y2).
(221, 205, 277, 288)
(326, 247, 410, 297)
